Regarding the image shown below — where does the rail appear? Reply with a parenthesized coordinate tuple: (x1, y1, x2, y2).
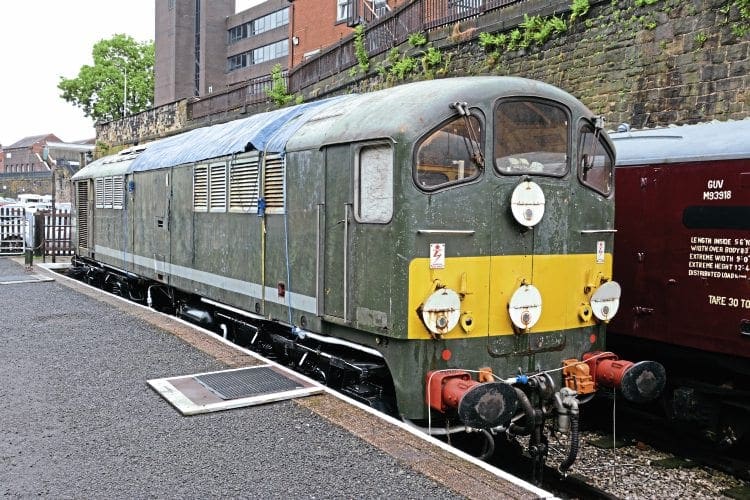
(187, 73, 285, 120)
(187, 0, 529, 118)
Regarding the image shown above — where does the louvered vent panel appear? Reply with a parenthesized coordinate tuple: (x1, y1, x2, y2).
(193, 165, 208, 211)
(229, 155, 259, 212)
(112, 175, 124, 209)
(209, 163, 227, 211)
(103, 176, 114, 208)
(94, 178, 104, 208)
(77, 181, 89, 249)
(264, 154, 285, 210)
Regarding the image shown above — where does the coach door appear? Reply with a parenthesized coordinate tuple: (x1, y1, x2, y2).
(614, 166, 667, 343)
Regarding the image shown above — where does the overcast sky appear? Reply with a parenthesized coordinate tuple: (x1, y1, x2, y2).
(0, 1, 259, 147)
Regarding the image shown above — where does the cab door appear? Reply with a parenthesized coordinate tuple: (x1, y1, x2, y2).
(323, 145, 351, 320)
(323, 142, 395, 328)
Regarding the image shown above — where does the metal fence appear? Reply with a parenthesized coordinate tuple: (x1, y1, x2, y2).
(288, 0, 524, 92)
(0, 206, 27, 255)
(0, 206, 74, 257)
(184, 0, 527, 119)
(40, 209, 73, 257)
(188, 73, 283, 120)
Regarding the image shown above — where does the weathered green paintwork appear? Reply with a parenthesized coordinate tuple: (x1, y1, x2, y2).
(74, 77, 615, 422)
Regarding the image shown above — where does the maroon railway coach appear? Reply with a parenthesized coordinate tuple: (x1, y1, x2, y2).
(608, 119, 750, 448)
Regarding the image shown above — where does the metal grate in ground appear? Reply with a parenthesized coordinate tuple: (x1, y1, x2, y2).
(195, 366, 302, 400)
(148, 365, 323, 416)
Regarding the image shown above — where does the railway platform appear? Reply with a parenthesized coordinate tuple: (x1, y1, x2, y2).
(0, 256, 551, 499)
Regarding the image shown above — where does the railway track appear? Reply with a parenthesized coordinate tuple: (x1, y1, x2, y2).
(582, 395, 750, 482)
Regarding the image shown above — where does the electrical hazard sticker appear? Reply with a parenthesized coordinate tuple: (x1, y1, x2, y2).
(430, 243, 446, 269)
(596, 241, 605, 264)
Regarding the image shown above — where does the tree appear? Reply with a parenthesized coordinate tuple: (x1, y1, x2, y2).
(58, 34, 154, 122)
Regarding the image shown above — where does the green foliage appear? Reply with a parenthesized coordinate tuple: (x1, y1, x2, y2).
(479, 31, 507, 53)
(641, 15, 658, 29)
(408, 32, 428, 47)
(387, 48, 401, 64)
(507, 28, 523, 50)
(390, 56, 416, 80)
(570, 0, 590, 22)
(267, 64, 298, 106)
(58, 34, 154, 122)
(635, 0, 660, 5)
(420, 47, 443, 76)
(694, 32, 708, 47)
(731, 0, 750, 37)
(353, 24, 370, 74)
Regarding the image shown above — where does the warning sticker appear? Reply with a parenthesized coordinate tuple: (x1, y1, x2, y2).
(430, 243, 445, 269)
(596, 241, 605, 264)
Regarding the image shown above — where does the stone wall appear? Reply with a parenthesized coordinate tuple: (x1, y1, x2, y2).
(337, 0, 750, 128)
(95, 100, 189, 155)
(98, 0, 749, 148)
(0, 172, 72, 203)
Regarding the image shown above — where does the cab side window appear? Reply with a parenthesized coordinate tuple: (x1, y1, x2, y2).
(356, 144, 393, 223)
(415, 115, 483, 190)
(578, 125, 613, 196)
(494, 99, 569, 176)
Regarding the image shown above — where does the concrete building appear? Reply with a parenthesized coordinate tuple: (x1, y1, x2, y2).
(225, 0, 291, 87)
(153, 0, 402, 106)
(155, 0, 291, 106)
(155, 0, 235, 106)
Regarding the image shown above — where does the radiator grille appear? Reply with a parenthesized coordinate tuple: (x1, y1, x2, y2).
(77, 181, 89, 249)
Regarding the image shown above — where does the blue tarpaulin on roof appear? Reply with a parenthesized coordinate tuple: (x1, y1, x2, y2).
(128, 95, 356, 173)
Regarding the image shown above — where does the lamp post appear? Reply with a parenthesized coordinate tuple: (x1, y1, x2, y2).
(42, 146, 56, 263)
(123, 66, 128, 117)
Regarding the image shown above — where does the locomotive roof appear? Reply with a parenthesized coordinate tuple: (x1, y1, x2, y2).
(285, 76, 590, 151)
(74, 77, 592, 179)
(610, 119, 750, 166)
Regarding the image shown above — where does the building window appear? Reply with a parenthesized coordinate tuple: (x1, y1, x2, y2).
(253, 39, 288, 64)
(227, 8, 289, 44)
(252, 8, 289, 35)
(228, 53, 248, 71)
(337, 0, 350, 22)
(227, 40, 288, 72)
(228, 24, 247, 44)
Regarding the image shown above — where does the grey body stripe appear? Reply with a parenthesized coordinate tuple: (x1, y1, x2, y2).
(94, 245, 317, 313)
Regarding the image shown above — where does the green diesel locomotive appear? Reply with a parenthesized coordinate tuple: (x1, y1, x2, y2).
(70, 77, 663, 468)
